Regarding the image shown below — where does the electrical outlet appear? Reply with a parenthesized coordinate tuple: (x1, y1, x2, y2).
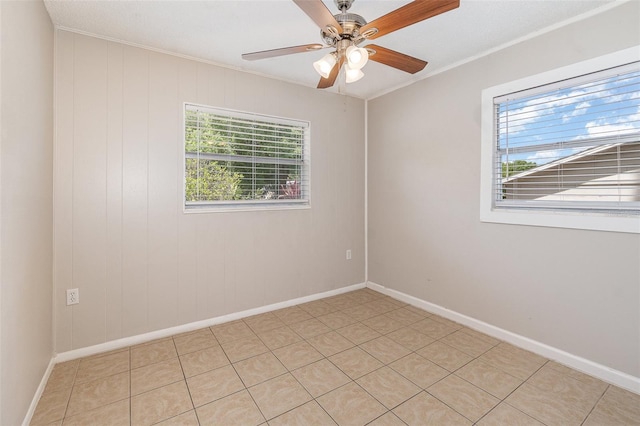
(66, 288, 79, 306)
(346, 249, 352, 260)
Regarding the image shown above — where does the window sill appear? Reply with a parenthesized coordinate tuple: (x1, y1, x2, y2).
(480, 207, 640, 234)
(184, 202, 310, 214)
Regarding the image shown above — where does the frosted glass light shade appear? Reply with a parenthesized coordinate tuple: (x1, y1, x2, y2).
(346, 46, 368, 70)
(313, 53, 337, 78)
(345, 65, 364, 83)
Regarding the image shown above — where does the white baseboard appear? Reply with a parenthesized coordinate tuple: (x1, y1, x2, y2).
(55, 282, 366, 363)
(367, 281, 640, 394)
(22, 356, 56, 426)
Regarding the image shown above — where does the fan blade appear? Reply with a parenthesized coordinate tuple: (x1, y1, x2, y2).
(242, 44, 325, 61)
(317, 57, 344, 89)
(293, 0, 343, 33)
(366, 45, 427, 74)
(360, 0, 459, 40)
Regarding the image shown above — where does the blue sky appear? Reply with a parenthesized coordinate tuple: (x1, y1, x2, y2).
(497, 67, 640, 165)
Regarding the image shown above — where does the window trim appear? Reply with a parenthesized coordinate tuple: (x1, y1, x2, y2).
(480, 46, 640, 234)
(182, 103, 311, 213)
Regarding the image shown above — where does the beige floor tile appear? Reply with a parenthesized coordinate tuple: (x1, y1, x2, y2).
(66, 371, 129, 417)
(173, 328, 218, 355)
(248, 373, 312, 420)
(363, 315, 405, 334)
(428, 374, 500, 422)
(268, 400, 337, 426)
(479, 343, 546, 380)
(244, 313, 286, 333)
(428, 315, 462, 328)
(317, 382, 386, 426)
(210, 320, 256, 343)
(220, 335, 269, 363)
(44, 360, 79, 394)
(341, 304, 380, 321)
(186, 364, 245, 407)
(389, 353, 448, 389)
(440, 330, 496, 357)
(306, 330, 354, 357)
(75, 351, 130, 384)
(360, 336, 411, 364)
(455, 359, 523, 399)
(476, 403, 544, 425)
(179, 345, 229, 378)
(289, 318, 331, 339)
(367, 412, 407, 426)
(393, 391, 472, 426)
(348, 289, 382, 304)
(417, 341, 473, 372)
(386, 327, 435, 351)
(362, 300, 399, 315)
(298, 300, 337, 317)
(61, 399, 129, 426)
(131, 380, 192, 426)
(131, 357, 184, 395)
(409, 317, 459, 339)
(357, 366, 421, 409)
(402, 304, 431, 317)
(154, 410, 199, 426)
(39, 289, 640, 426)
(459, 328, 501, 346)
(545, 361, 608, 394)
(272, 341, 324, 371)
(329, 347, 383, 380)
(131, 339, 177, 369)
(323, 294, 359, 310)
(584, 385, 640, 426)
(31, 388, 72, 425)
(316, 311, 358, 329)
(256, 325, 302, 350)
(335, 323, 381, 345)
(196, 389, 264, 426)
(506, 382, 594, 425)
(272, 306, 313, 325)
(234, 352, 287, 387)
(525, 364, 605, 411)
(292, 359, 351, 397)
(384, 307, 425, 325)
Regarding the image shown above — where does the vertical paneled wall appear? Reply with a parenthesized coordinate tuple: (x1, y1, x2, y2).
(54, 31, 365, 352)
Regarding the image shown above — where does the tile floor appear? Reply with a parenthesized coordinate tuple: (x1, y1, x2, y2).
(32, 288, 640, 425)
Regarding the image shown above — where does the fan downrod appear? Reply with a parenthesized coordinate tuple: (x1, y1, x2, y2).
(334, 0, 354, 12)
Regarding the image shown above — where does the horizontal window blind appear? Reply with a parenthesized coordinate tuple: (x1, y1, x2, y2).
(185, 104, 310, 209)
(494, 62, 640, 213)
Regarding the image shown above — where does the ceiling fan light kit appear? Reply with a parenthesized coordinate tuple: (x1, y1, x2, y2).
(345, 65, 365, 83)
(313, 53, 337, 78)
(242, 0, 460, 89)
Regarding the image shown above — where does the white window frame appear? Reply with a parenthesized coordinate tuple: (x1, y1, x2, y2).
(183, 103, 311, 213)
(480, 46, 640, 234)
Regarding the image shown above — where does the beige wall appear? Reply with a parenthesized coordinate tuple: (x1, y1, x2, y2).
(54, 31, 365, 352)
(368, 2, 640, 377)
(0, 1, 54, 424)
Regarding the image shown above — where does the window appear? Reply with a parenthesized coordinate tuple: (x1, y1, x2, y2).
(184, 104, 310, 211)
(481, 47, 640, 233)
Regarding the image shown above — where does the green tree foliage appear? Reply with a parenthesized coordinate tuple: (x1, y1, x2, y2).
(185, 109, 303, 202)
(185, 159, 242, 201)
(502, 160, 538, 178)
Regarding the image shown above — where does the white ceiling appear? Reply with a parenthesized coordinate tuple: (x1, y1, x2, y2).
(44, 0, 619, 99)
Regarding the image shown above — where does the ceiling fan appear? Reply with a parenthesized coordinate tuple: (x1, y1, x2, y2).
(242, 0, 460, 89)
